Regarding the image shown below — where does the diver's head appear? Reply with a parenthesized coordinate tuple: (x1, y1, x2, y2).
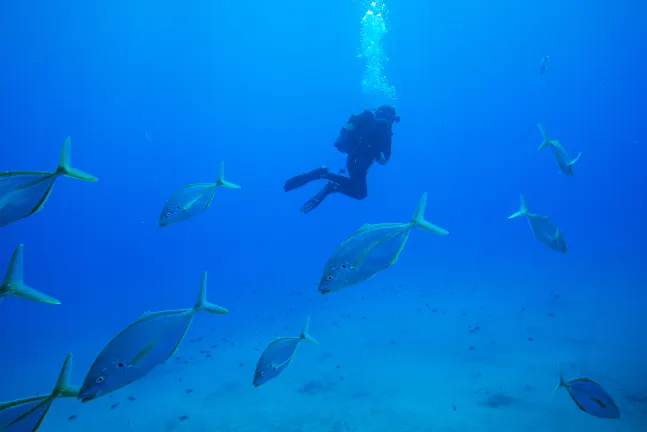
(375, 105, 400, 124)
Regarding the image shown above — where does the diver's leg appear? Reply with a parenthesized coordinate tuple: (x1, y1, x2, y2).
(338, 175, 367, 200)
(300, 181, 341, 213)
(300, 174, 367, 213)
(284, 166, 330, 192)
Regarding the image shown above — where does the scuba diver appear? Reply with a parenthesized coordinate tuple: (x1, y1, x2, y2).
(283, 105, 400, 213)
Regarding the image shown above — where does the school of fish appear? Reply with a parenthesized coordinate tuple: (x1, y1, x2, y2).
(0, 110, 621, 430)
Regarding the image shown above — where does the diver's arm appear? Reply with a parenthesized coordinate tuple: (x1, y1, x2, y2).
(376, 119, 392, 164)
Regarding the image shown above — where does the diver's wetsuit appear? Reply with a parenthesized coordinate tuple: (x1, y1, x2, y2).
(284, 105, 398, 213)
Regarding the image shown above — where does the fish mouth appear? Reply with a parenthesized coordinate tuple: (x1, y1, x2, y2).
(318, 287, 331, 295)
(79, 395, 97, 403)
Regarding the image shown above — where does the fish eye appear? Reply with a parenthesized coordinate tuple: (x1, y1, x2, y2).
(341, 264, 348, 269)
(96, 376, 104, 384)
(261, 372, 265, 377)
(326, 275, 333, 281)
(166, 212, 171, 217)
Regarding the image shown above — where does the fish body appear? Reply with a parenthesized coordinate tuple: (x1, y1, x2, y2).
(0, 244, 61, 306)
(540, 55, 550, 75)
(253, 317, 318, 387)
(508, 194, 567, 253)
(0, 137, 96, 228)
(0, 354, 79, 431)
(554, 369, 620, 419)
(78, 272, 227, 402)
(158, 161, 240, 227)
(537, 124, 581, 176)
(318, 192, 448, 294)
(0, 173, 56, 227)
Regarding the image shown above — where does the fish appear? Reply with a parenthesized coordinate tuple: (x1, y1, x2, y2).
(158, 161, 240, 227)
(553, 367, 620, 419)
(77, 272, 228, 402)
(253, 317, 318, 387)
(508, 194, 567, 253)
(318, 192, 448, 295)
(0, 244, 61, 306)
(539, 55, 550, 75)
(0, 354, 80, 431)
(0, 137, 97, 227)
(537, 124, 581, 176)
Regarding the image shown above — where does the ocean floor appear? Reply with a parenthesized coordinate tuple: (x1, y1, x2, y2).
(5, 265, 647, 432)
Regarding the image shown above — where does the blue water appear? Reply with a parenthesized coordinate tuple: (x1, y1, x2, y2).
(1, 0, 646, 430)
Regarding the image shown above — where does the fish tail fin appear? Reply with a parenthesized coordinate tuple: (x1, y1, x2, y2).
(215, 161, 241, 189)
(193, 271, 228, 314)
(410, 192, 449, 235)
(300, 316, 319, 344)
(1, 245, 61, 305)
(53, 354, 80, 398)
(508, 194, 529, 219)
(552, 363, 567, 397)
(570, 152, 582, 166)
(0, 356, 77, 430)
(537, 124, 553, 150)
(56, 137, 98, 182)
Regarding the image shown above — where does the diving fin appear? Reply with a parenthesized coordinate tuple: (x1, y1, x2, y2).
(284, 167, 329, 192)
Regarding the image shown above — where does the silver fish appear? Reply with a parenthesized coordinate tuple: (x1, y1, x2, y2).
(0, 244, 61, 306)
(253, 317, 318, 387)
(0, 354, 79, 431)
(539, 55, 550, 75)
(508, 194, 567, 253)
(158, 161, 240, 227)
(537, 124, 581, 176)
(318, 192, 448, 295)
(77, 272, 227, 402)
(0, 137, 97, 227)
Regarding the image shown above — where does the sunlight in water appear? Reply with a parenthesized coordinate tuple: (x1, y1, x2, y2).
(360, 0, 397, 101)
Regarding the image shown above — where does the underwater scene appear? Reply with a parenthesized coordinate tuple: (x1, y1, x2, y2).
(1, 0, 645, 431)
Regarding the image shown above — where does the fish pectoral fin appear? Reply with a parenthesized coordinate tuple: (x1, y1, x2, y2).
(131, 342, 156, 366)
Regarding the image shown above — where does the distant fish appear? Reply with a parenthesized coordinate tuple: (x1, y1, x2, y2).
(158, 161, 240, 227)
(0, 244, 61, 306)
(537, 124, 581, 176)
(318, 192, 448, 295)
(553, 367, 620, 419)
(540, 56, 550, 75)
(508, 194, 567, 253)
(0, 137, 97, 227)
(0, 354, 80, 431)
(77, 272, 228, 403)
(253, 317, 318, 387)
